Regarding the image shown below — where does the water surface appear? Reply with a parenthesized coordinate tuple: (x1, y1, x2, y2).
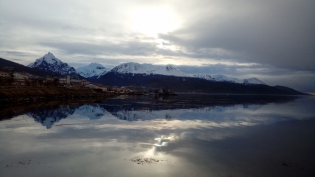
(1, 95, 314, 177)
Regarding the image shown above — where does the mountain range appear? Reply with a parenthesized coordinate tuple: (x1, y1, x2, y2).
(21, 52, 266, 85)
(0, 52, 307, 95)
(11, 94, 298, 128)
(76, 63, 110, 79)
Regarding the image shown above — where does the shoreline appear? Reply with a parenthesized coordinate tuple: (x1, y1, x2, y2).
(0, 87, 117, 104)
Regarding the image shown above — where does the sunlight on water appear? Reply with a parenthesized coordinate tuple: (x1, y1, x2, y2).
(0, 95, 314, 177)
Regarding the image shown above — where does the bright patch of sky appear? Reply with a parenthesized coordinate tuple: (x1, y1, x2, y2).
(0, 0, 314, 92)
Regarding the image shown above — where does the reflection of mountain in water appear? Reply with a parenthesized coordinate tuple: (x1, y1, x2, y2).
(26, 104, 108, 129)
(74, 104, 108, 120)
(27, 106, 76, 129)
(1, 94, 299, 128)
(110, 109, 183, 121)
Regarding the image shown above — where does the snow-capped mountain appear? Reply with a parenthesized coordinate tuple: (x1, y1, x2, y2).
(76, 63, 110, 78)
(147, 64, 190, 77)
(98, 62, 265, 85)
(108, 62, 188, 77)
(243, 78, 265, 85)
(194, 74, 242, 83)
(27, 54, 265, 85)
(194, 74, 265, 85)
(28, 52, 76, 75)
(105, 62, 264, 84)
(110, 62, 150, 74)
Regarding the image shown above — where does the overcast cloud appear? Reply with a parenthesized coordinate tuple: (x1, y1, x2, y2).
(0, 0, 314, 92)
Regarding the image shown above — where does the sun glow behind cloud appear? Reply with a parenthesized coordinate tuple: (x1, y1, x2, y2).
(130, 7, 180, 37)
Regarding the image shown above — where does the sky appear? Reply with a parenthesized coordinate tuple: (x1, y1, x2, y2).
(0, 0, 314, 92)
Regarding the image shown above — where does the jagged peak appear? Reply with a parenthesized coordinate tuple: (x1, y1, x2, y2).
(28, 52, 63, 67)
(27, 52, 76, 76)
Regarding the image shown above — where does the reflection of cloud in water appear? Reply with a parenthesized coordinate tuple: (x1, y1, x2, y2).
(1, 96, 314, 177)
(154, 135, 174, 147)
(21, 96, 315, 130)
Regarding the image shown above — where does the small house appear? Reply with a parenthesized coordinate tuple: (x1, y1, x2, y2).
(0, 71, 10, 78)
(13, 72, 29, 81)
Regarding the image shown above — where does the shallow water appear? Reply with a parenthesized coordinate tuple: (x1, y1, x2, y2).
(1, 95, 315, 177)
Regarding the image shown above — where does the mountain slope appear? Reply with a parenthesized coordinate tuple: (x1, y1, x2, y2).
(0, 58, 59, 77)
(96, 62, 264, 85)
(153, 65, 189, 77)
(194, 74, 265, 85)
(274, 85, 308, 95)
(110, 62, 150, 74)
(76, 63, 110, 78)
(28, 52, 77, 76)
(105, 62, 189, 77)
(95, 73, 306, 95)
(243, 78, 265, 85)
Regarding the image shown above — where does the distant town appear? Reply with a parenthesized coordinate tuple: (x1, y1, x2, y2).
(0, 70, 176, 96)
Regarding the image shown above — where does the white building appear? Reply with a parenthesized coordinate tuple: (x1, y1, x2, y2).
(13, 72, 29, 80)
(85, 83, 107, 91)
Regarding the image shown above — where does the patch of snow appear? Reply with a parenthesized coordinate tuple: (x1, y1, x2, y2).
(28, 52, 76, 75)
(151, 65, 190, 77)
(28, 52, 62, 67)
(110, 63, 189, 77)
(243, 78, 265, 85)
(109, 62, 151, 74)
(76, 63, 110, 78)
(194, 74, 264, 85)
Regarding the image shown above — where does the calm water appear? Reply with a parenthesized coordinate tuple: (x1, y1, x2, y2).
(1, 94, 315, 177)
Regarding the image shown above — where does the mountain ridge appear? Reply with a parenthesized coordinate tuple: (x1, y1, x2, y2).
(0, 53, 308, 95)
(96, 62, 264, 85)
(76, 63, 110, 78)
(0, 57, 60, 77)
(28, 52, 78, 77)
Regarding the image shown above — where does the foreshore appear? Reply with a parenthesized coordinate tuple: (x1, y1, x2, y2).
(0, 87, 116, 104)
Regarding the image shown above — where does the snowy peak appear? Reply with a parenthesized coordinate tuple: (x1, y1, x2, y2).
(76, 63, 110, 78)
(108, 63, 189, 77)
(193, 74, 241, 83)
(194, 74, 265, 85)
(152, 65, 189, 77)
(243, 78, 265, 85)
(28, 52, 62, 67)
(212, 74, 242, 83)
(28, 52, 76, 75)
(110, 62, 150, 74)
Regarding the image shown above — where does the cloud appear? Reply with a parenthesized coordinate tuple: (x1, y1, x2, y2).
(0, 0, 314, 91)
(175, 64, 315, 92)
(40, 40, 157, 56)
(158, 0, 315, 71)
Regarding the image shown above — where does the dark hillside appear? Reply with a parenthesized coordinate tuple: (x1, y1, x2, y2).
(0, 58, 84, 79)
(0, 58, 58, 76)
(94, 72, 307, 95)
